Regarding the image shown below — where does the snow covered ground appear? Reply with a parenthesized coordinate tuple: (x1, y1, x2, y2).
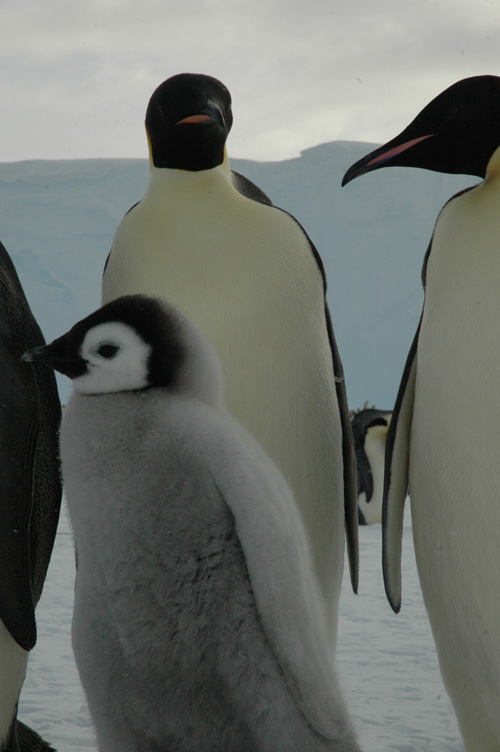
(20, 504, 464, 752)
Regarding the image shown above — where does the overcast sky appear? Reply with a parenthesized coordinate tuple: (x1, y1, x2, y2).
(1, 0, 499, 163)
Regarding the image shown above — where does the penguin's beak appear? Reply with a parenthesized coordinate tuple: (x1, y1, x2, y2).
(176, 114, 213, 124)
(342, 133, 436, 186)
(22, 342, 65, 371)
(176, 99, 225, 129)
(22, 341, 85, 379)
(21, 345, 51, 363)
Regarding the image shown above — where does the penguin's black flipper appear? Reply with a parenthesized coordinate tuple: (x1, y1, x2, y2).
(351, 423, 372, 505)
(325, 306, 359, 594)
(382, 319, 420, 613)
(0, 241, 62, 650)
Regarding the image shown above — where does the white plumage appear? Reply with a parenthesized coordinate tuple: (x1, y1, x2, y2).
(406, 159, 500, 749)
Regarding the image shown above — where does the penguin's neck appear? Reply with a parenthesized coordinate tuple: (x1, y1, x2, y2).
(145, 148, 233, 200)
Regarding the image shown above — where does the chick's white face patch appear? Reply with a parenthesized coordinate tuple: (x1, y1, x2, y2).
(74, 322, 152, 394)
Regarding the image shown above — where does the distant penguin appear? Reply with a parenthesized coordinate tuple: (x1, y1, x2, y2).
(24, 295, 362, 752)
(350, 406, 391, 525)
(101, 74, 358, 634)
(0, 240, 61, 751)
(343, 75, 500, 751)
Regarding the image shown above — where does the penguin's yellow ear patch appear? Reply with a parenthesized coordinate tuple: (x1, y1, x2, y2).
(145, 128, 155, 167)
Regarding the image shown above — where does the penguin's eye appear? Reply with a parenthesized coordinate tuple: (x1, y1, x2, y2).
(92, 342, 120, 359)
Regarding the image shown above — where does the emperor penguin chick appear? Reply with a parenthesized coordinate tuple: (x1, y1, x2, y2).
(102, 73, 358, 628)
(24, 295, 361, 752)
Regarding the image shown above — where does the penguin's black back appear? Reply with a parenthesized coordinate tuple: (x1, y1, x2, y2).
(0, 240, 62, 651)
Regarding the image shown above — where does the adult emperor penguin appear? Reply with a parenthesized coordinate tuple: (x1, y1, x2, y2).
(342, 75, 500, 751)
(24, 295, 362, 752)
(0, 241, 61, 751)
(102, 73, 358, 635)
(350, 406, 391, 525)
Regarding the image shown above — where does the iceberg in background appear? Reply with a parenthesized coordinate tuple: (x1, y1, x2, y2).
(0, 142, 476, 405)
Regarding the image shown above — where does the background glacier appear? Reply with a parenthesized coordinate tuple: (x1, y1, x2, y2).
(0, 143, 476, 406)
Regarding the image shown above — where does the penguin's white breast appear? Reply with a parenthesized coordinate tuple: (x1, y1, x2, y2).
(103, 168, 342, 503)
(409, 174, 500, 600)
(412, 180, 500, 476)
(104, 169, 326, 349)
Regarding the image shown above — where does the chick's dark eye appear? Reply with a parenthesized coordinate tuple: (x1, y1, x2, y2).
(97, 343, 119, 359)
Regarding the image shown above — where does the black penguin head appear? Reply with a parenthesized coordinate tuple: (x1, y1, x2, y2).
(23, 296, 224, 403)
(351, 408, 391, 447)
(23, 296, 187, 394)
(342, 75, 500, 184)
(145, 73, 233, 171)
